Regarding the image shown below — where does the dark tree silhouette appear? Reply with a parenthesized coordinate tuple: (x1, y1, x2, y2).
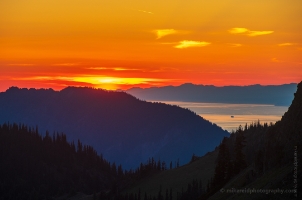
(234, 125, 247, 174)
(213, 137, 231, 187)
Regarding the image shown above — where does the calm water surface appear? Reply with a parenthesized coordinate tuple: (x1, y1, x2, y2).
(152, 101, 288, 132)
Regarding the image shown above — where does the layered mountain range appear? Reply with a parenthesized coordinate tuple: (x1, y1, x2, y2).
(127, 83, 297, 106)
(0, 86, 228, 169)
(0, 82, 300, 199)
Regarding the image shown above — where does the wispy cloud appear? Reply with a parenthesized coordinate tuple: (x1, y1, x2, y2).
(86, 67, 107, 70)
(271, 58, 280, 62)
(138, 9, 154, 14)
(13, 76, 73, 81)
(247, 31, 274, 36)
(9, 75, 175, 90)
(229, 28, 273, 36)
(148, 67, 180, 73)
(154, 29, 178, 39)
(278, 43, 296, 46)
(87, 67, 140, 71)
(228, 28, 249, 34)
(73, 77, 167, 85)
(52, 63, 79, 66)
(8, 63, 35, 66)
(114, 68, 139, 71)
(174, 40, 210, 49)
(13, 75, 168, 85)
(228, 43, 242, 47)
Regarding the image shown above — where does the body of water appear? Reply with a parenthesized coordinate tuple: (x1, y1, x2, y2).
(152, 101, 289, 132)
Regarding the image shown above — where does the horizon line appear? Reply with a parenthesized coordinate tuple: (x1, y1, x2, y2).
(1, 82, 298, 92)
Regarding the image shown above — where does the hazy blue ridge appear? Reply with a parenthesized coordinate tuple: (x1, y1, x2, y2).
(126, 83, 297, 106)
(0, 86, 229, 169)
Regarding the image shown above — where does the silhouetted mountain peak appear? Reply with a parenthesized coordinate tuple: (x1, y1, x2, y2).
(180, 83, 195, 87)
(5, 86, 19, 92)
(282, 81, 302, 120)
(273, 81, 302, 138)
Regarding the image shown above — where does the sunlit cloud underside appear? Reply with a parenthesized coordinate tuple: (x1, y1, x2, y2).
(86, 67, 140, 71)
(174, 40, 211, 49)
(12, 76, 170, 90)
(229, 28, 273, 36)
(278, 43, 296, 46)
(154, 29, 178, 39)
(1, 0, 301, 90)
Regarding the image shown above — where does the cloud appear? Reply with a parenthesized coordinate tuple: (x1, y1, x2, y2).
(8, 75, 176, 90)
(229, 28, 273, 36)
(52, 63, 79, 66)
(271, 58, 280, 62)
(278, 43, 296, 46)
(247, 31, 274, 36)
(228, 43, 242, 47)
(228, 28, 249, 34)
(8, 63, 35, 66)
(13, 76, 73, 81)
(138, 9, 154, 14)
(154, 29, 178, 39)
(13, 75, 168, 86)
(87, 67, 139, 71)
(68, 76, 173, 89)
(114, 68, 139, 71)
(174, 40, 210, 49)
(148, 67, 180, 73)
(86, 67, 108, 70)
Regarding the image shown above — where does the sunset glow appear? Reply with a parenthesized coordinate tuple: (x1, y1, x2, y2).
(1, 0, 301, 91)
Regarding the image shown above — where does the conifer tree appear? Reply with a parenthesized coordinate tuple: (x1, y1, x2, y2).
(213, 137, 230, 187)
(234, 125, 247, 174)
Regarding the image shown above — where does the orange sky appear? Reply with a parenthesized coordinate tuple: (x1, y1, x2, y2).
(1, 0, 301, 91)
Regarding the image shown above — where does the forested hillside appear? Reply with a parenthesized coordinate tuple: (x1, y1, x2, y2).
(0, 87, 228, 169)
(119, 81, 301, 200)
(0, 123, 182, 199)
(205, 81, 302, 199)
(0, 123, 116, 199)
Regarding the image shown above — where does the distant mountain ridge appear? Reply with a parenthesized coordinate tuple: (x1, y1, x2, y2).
(0, 86, 229, 169)
(120, 81, 302, 199)
(126, 83, 297, 106)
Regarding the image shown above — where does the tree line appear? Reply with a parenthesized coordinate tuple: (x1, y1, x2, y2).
(0, 122, 181, 200)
